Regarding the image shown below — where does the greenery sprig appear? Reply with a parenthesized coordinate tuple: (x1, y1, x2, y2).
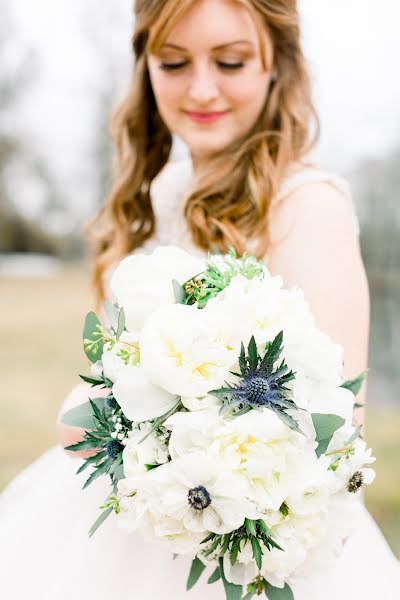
(174, 248, 265, 309)
(65, 397, 128, 490)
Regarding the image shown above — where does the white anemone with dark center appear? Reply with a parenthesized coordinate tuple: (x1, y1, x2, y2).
(187, 485, 212, 510)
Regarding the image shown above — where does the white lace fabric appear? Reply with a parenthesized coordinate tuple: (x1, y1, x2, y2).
(148, 156, 360, 251)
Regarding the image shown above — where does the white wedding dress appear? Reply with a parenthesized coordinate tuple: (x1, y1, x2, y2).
(1, 156, 399, 600)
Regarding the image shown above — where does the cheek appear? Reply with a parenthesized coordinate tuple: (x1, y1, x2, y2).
(223, 71, 270, 108)
(150, 72, 185, 108)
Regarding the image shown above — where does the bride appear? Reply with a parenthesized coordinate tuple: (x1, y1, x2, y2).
(1, 0, 399, 598)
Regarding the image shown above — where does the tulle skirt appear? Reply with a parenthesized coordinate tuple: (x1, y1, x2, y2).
(1, 445, 399, 599)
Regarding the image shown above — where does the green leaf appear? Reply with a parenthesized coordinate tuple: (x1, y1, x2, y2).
(247, 336, 259, 372)
(82, 458, 112, 490)
(219, 558, 243, 600)
(201, 532, 216, 545)
(229, 538, 241, 565)
(64, 439, 99, 452)
(220, 533, 232, 556)
(311, 413, 345, 458)
(76, 451, 106, 474)
(340, 370, 367, 396)
(265, 582, 294, 600)
(116, 307, 126, 340)
(251, 536, 263, 570)
(112, 464, 125, 481)
(172, 279, 187, 304)
(186, 557, 207, 590)
(88, 506, 113, 537)
(78, 373, 104, 386)
(244, 518, 257, 536)
(104, 300, 120, 332)
(83, 311, 104, 363)
(60, 398, 106, 429)
(207, 567, 221, 584)
(270, 408, 304, 436)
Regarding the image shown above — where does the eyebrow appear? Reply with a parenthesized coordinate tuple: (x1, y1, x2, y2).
(161, 40, 254, 51)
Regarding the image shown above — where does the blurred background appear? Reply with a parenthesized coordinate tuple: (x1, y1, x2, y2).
(0, 0, 399, 556)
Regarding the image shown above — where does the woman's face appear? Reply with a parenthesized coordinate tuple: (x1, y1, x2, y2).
(147, 0, 274, 167)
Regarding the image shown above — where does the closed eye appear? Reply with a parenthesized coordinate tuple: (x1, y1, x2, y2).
(159, 61, 244, 71)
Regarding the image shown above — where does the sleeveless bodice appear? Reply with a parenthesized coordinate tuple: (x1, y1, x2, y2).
(104, 157, 360, 294)
(145, 156, 359, 254)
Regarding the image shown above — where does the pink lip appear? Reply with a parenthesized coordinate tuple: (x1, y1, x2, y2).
(184, 110, 230, 123)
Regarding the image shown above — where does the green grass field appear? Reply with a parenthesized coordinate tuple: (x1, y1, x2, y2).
(1, 262, 399, 557)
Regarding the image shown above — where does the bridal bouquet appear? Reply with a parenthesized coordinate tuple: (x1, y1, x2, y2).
(62, 245, 375, 600)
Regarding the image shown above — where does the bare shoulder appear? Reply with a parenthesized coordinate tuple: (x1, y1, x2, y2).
(265, 180, 370, 410)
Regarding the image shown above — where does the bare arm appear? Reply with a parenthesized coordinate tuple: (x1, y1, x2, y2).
(267, 181, 370, 427)
(56, 383, 109, 459)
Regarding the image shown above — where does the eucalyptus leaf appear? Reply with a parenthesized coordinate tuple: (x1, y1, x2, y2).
(60, 398, 106, 429)
(172, 279, 187, 304)
(265, 582, 294, 600)
(311, 413, 345, 458)
(186, 557, 207, 590)
(83, 311, 104, 363)
(88, 506, 113, 537)
(104, 300, 120, 332)
(116, 307, 126, 340)
(219, 558, 243, 600)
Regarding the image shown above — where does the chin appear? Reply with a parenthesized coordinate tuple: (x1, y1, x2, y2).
(183, 135, 233, 159)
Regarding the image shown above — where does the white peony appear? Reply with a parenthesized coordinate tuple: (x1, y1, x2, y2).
(110, 245, 205, 333)
(112, 366, 178, 422)
(208, 410, 314, 512)
(165, 408, 221, 459)
(139, 303, 237, 397)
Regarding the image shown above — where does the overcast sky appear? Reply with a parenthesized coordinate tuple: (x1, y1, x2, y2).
(6, 0, 400, 219)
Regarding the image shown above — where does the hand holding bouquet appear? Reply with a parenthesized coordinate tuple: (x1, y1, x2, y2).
(62, 246, 375, 600)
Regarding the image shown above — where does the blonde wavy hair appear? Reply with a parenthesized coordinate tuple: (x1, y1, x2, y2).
(87, 0, 320, 307)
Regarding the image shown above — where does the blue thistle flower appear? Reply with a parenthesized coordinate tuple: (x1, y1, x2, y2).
(209, 332, 304, 434)
(106, 440, 124, 460)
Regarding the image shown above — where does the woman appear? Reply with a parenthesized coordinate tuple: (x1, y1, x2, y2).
(1, 1, 399, 598)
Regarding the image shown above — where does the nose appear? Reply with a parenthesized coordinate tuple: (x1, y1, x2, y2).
(187, 63, 219, 105)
